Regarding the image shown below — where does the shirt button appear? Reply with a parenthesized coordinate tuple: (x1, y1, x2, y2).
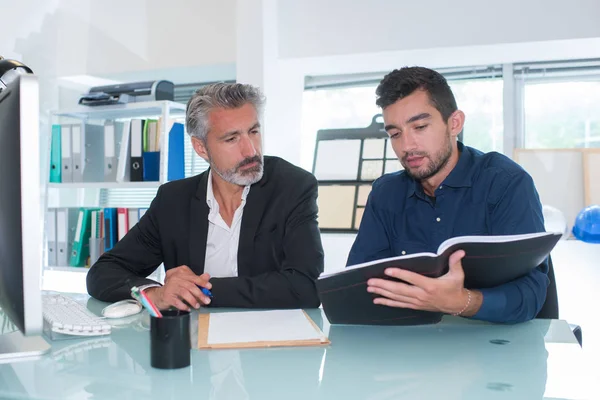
(401, 250, 406, 255)
(439, 186, 443, 190)
(436, 217, 441, 222)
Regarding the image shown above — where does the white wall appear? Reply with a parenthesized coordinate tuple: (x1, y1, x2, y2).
(278, 0, 600, 59)
(2, 0, 238, 147)
(260, 0, 600, 167)
(3, 0, 236, 78)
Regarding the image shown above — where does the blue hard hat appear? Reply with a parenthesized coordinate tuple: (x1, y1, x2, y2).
(572, 205, 600, 243)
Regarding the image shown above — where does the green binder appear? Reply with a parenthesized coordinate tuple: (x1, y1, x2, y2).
(49, 124, 62, 183)
(69, 208, 99, 267)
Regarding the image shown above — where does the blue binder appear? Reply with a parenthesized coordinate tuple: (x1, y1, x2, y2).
(142, 151, 160, 181)
(103, 208, 118, 251)
(167, 122, 185, 181)
(142, 122, 185, 182)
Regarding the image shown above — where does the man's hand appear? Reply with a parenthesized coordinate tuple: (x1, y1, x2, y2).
(145, 265, 212, 311)
(367, 250, 483, 316)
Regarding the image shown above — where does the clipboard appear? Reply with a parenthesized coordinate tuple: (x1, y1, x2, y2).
(197, 310, 331, 350)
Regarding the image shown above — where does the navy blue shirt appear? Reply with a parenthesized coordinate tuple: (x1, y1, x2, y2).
(347, 142, 549, 323)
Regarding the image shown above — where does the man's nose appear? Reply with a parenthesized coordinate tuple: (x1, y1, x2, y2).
(401, 130, 418, 152)
(239, 134, 257, 158)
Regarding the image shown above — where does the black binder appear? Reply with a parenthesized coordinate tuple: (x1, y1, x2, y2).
(317, 232, 562, 325)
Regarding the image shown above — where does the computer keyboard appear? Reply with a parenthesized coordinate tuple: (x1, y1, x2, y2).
(42, 294, 111, 337)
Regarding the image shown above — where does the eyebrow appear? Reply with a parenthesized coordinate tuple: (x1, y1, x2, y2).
(384, 113, 432, 132)
(406, 113, 431, 124)
(220, 122, 261, 140)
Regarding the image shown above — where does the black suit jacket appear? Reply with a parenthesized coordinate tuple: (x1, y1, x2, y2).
(86, 156, 324, 308)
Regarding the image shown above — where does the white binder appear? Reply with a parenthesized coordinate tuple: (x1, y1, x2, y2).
(82, 124, 105, 182)
(46, 209, 57, 267)
(60, 125, 73, 182)
(71, 124, 84, 182)
(128, 208, 139, 230)
(56, 209, 68, 266)
(104, 122, 117, 182)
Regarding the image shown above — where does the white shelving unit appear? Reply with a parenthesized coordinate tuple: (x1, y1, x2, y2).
(50, 100, 186, 188)
(45, 101, 184, 288)
(48, 181, 162, 189)
(54, 100, 186, 121)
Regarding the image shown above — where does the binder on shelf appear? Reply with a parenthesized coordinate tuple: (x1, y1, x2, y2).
(142, 151, 160, 181)
(104, 208, 118, 251)
(70, 208, 96, 267)
(89, 237, 104, 267)
(128, 208, 139, 230)
(46, 209, 57, 267)
(129, 119, 144, 181)
(71, 124, 84, 182)
(117, 208, 129, 241)
(66, 208, 81, 261)
(144, 119, 158, 152)
(91, 210, 98, 239)
(116, 120, 131, 183)
(56, 209, 68, 266)
(55, 208, 79, 266)
(49, 125, 62, 183)
(60, 125, 73, 183)
(82, 124, 105, 182)
(167, 122, 185, 181)
(104, 122, 117, 182)
(89, 210, 104, 266)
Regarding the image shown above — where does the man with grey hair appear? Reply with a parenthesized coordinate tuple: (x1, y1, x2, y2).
(87, 83, 324, 310)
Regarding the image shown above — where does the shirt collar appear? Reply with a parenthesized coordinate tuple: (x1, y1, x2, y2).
(405, 141, 473, 198)
(441, 141, 474, 188)
(206, 170, 251, 211)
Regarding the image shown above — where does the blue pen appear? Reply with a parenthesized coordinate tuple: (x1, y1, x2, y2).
(199, 287, 213, 298)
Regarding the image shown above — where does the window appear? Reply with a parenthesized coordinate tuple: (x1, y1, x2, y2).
(516, 59, 600, 149)
(449, 78, 503, 153)
(302, 86, 380, 170)
(522, 80, 600, 149)
(302, 66, 504, 170)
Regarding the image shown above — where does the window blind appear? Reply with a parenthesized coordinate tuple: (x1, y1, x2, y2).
(514, 58, 600, 80)
(304, 65, 503, 90)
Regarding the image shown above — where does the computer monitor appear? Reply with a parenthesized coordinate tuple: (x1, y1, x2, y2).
(0, 74, 51, 360)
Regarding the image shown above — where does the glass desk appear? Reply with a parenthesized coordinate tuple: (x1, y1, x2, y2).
(0, 293, 597, 400)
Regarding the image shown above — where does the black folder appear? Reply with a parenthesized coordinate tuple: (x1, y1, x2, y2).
(317, 232, 562, 325)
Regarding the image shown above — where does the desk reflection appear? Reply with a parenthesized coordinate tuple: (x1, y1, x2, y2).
(0, 307, 556, 400)
(318, 318, 550, 400)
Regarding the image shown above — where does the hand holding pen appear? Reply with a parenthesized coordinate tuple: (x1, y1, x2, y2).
(144, 265, 212, 312)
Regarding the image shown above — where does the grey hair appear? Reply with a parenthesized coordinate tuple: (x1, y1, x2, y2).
(185, 82, 266, 142)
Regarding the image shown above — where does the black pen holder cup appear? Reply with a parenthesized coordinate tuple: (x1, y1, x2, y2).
(150, 309, 191, 369)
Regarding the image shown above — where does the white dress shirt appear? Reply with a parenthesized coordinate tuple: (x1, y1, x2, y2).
(138, 172, 250, 295)
(203, 170, 251, 278)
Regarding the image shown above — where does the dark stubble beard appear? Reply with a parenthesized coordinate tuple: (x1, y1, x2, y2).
(401, 130, 453, 181)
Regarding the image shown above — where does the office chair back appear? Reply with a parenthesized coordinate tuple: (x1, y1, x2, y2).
(536, 256, 559, 319)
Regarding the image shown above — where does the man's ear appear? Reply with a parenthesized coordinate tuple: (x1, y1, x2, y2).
(191, 137, 209, 162)
(448, 110, 465, 139)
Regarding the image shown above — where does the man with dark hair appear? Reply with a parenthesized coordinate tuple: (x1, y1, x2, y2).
(348, 66, 548, 324)
(87, 83, 324, 310)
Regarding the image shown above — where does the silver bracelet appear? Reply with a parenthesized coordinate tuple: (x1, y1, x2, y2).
(453, 289, 471, 316)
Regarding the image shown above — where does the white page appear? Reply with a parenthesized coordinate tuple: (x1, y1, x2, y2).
(207, 310, 324, 345)
(436, 232, 557, 254)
